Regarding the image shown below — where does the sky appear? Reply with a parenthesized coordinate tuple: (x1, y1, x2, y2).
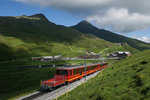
(0, 0, 150, 43)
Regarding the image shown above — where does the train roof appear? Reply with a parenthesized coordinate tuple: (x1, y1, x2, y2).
(56, 62, 107, 70)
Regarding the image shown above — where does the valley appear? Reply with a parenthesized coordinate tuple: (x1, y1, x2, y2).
(0, 14, 150, 100)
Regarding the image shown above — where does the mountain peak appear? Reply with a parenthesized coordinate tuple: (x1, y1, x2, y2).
(72, 20, 98, 33)
(74, 20, 98, 29)
(30, 13, 48, 21)
(78, 20, 91, 25)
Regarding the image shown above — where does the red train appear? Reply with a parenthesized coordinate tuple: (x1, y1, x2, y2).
(40, 62, 108, 90)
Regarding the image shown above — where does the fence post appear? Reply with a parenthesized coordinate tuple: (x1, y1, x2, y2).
(56, 92, 58, 100)
(66, 86, 68, 97)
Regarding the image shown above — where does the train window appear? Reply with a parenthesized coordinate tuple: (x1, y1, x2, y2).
(70, 70, 72, 75)
(90, 66, 92, 70)
(73, 69, 76, 75)
(77, 69, 79, 74)
(76, 69, 77, 74)
(60, 70, 68, 76)
(79, 69, 81, 73)
(56, 70, 60, 75)
(78, 69, 80, 73)
(76, 69, 78, 74)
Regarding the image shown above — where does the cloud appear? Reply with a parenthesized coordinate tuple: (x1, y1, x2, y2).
(86, 8, 150, 33)
(13, 0, 150, 33)
(133, 36, 150, 43)
(137, 37, 150, 43)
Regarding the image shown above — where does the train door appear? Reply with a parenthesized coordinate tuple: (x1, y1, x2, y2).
(80, 68, 82, 75)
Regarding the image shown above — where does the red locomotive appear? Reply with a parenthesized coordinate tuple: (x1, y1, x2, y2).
(40, 62, 108, 90)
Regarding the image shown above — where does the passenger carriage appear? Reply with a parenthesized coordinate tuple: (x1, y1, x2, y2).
(41, 62, 108, 90)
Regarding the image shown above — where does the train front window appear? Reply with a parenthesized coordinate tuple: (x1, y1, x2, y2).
(60, 70, 68, 76)
(56, 70, 60, 75)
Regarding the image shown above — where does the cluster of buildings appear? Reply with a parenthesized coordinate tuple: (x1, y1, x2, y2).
(116, 43, 127, 46)
(108, 51, 131, 60)
(30, 51, 131, 62)
(30, 55, 62, 62)
(30, 54, 102, 62)
(78, 54, 101, 59)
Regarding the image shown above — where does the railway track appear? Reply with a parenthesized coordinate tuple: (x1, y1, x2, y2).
(17, 70, 102, 100)
(21, 91, 47, 100)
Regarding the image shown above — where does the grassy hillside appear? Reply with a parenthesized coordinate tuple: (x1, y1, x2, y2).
(59, 50, 150, 100)
(72, 21, 150, 51)
(101, 44, 139, 55)
(0, 14, 114, 63)
(0, 67, 56, 100)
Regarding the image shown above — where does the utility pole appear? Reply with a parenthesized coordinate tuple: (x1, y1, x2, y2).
(84, 50, 86, 81)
